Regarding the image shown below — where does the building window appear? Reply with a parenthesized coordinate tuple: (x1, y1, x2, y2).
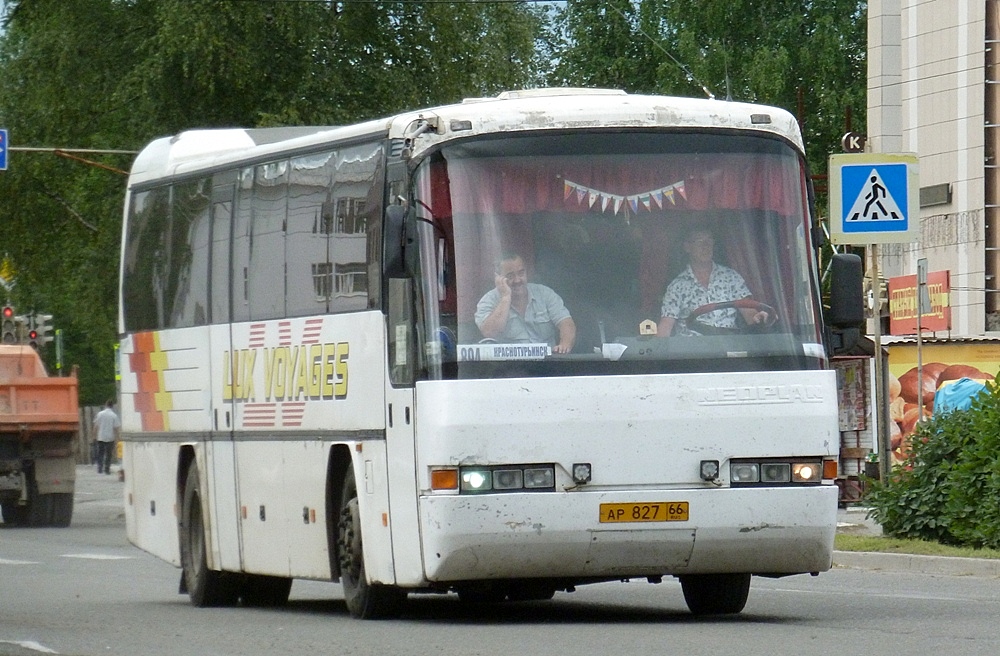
(335, 262, 367, 296)
(312, 262, 333, 300)
(336, 198, 367, 234)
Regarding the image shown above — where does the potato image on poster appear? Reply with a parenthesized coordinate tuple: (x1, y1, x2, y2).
(887, 354, 996, 465)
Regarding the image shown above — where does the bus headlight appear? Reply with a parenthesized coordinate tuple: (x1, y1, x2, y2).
(454, 464, 556, 494)
(523, 467, 555, 489)
(792, 462, 822, 483)
(730, 463, 759, 483)
(492, 469, 524, 490)
(761, 462, 791, 483)
(461, 469, 492, 492)
(730, 459, 824, 486)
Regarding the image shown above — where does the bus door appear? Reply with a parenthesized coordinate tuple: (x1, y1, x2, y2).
(206, 172, 243, 573)
(380, 276, 418, 585)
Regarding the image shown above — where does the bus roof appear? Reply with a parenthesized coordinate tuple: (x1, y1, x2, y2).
(128, 89, 804, 187)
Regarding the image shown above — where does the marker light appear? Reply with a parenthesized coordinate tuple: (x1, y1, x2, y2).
(823, 459, 839, 479)
(700, 460, 720, 481)
(430, 468, 459, 490)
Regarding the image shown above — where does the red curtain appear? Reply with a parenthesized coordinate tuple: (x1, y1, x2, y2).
(444, 154, 800, 217)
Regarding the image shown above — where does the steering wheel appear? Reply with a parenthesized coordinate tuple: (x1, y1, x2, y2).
(685, 299, 778, 334)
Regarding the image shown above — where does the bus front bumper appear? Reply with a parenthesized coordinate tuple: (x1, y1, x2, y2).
(417, 485, 837, 582)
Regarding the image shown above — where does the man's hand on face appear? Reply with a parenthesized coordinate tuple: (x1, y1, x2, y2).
(495, 274, 512, 298)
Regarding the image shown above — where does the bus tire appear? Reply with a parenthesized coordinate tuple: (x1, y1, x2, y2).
(180, 460, 237, 607)
(240, 573, 293, 607)
(336, 466, 404, 619)
(679, 573, 751, 615)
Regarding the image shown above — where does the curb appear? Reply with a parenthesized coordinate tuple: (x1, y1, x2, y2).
(832, 550, 1000, 578)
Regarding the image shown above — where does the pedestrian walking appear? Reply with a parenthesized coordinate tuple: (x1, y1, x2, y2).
(93, 399, 121, 475)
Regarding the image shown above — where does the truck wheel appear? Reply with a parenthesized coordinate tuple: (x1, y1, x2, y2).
(180, 460, 237, 607)
(336, 465, 404, 619)
(679, 573, 751, 615)
(26, 487, 53, 527)
(1, 501, 28, 526)
(50, 493, 74, 527)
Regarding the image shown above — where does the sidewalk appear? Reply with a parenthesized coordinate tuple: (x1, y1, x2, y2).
(73, 463, 127, 525)
(834, 505, 1000, 578)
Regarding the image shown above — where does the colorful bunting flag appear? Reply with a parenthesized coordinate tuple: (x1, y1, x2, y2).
(562, 178, 686, 216)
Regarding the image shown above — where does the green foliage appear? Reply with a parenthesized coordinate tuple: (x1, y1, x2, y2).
(0, 0, 866, 404)
(0, 0, 541, 403)
(552, 0, 867, 176)
(867, 376, 1000, 549)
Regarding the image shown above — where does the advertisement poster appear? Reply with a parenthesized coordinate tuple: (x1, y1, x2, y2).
(835, 359, 866, 432)
(887, 341, 999, 463)
(888, 270, 951, 335)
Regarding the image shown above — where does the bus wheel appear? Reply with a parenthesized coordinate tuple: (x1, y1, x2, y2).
(336, 466, 404, 619)
(240, 573, 292, 607)
(180, 461, 237, 607)
(679, 573, 751, 615)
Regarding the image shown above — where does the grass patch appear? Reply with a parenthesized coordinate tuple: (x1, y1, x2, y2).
(835, 534, 1000, 559)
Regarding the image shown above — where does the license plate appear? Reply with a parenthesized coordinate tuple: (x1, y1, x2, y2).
(600, 502, 689, 523)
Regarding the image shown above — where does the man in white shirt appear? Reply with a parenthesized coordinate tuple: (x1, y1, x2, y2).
(93, 399, 121, 475)
(475, 253, 577, 353)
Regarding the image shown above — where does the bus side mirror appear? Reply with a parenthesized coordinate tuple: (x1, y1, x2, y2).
(828, 253, 864, 328)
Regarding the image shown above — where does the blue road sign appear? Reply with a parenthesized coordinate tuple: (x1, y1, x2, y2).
(829, 153, 919, 245)
(0, 129, 7, 171)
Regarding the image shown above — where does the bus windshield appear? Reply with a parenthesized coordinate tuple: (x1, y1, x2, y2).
(411, 131, 825, 380)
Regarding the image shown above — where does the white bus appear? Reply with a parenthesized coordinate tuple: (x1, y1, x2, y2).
(118, 88, 864, 618)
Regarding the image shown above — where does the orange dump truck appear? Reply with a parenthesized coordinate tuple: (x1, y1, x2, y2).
(0, 344, 79, 527)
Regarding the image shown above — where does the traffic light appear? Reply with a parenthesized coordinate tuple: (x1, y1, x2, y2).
(1, 306, 15, 343)
(28, 313, 53, 349)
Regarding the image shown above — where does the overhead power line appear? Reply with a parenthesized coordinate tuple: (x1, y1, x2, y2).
(604, 2, 715, 100)
(9, 148, 137, 176)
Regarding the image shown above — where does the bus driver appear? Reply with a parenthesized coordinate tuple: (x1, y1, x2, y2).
(657, 229, 770, 337)
(475, 253, 577, 353)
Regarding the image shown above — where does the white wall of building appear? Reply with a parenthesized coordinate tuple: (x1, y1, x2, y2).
(868, 0, 989, 336)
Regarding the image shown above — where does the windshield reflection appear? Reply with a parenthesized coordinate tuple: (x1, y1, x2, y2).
(411, 131, 825, 380)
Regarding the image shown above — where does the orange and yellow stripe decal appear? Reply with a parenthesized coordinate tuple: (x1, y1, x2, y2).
(129, 331, 173, 431)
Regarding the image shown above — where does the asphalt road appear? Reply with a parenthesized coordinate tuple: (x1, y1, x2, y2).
(2, 467, 999, 656)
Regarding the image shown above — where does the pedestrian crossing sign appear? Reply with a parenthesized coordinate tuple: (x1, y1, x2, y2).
(829, 153, 919, 245)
